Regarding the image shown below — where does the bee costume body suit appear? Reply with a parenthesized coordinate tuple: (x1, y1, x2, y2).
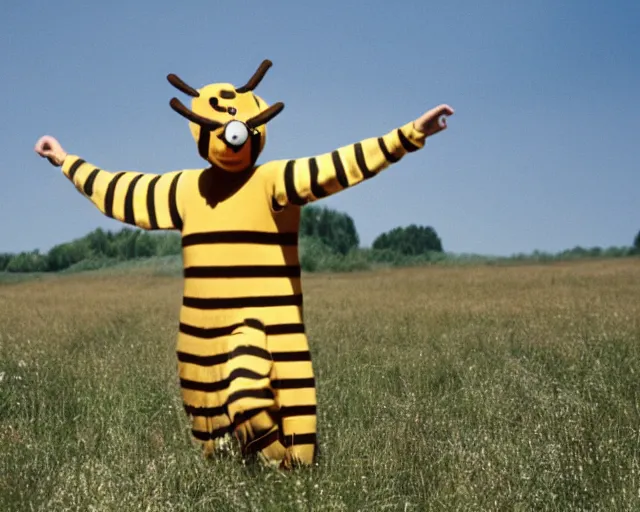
(60, 60, 427, 468)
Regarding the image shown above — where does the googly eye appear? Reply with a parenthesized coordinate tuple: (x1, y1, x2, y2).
(224, 121, 249, 147)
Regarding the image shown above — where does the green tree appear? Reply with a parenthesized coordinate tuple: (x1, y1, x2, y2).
(1, 227, 186, 273)
(134, 232, 158, 258)
(46, 240, 91, 271)
(300, 205, 359, 255)
(155, 232, 182, 256)
(5, 250, 48, 273)
(0, 253, 12, 271)
(372, 224, 443, 255)
(85, 228, 117, 258)
(602, 246, 633, 258)
(633, 231, 640, 254)
(113, 228, 139, 259)
(299, 236, 335, 272)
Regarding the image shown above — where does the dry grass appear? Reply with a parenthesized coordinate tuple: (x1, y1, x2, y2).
(1, 259, 639, 510)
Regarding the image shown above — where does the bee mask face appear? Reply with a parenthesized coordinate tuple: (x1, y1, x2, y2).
(167, 60, 284, 173)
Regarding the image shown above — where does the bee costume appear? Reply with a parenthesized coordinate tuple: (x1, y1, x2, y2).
(60, 60, 428, 468)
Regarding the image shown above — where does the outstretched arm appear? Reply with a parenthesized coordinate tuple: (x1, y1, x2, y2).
(268, 104, 453, 209)
(35, 136, 185, 231)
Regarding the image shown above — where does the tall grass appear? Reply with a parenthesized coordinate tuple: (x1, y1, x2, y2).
(1, 259, 639, 510)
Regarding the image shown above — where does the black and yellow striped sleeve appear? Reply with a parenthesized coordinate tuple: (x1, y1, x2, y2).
(60, 155, 185, 231)
(269, 121, 427, 209)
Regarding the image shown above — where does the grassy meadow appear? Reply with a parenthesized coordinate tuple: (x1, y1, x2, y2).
(1, 259, 639, 511)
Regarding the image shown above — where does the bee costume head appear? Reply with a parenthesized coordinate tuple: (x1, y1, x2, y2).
(167, 59, 283, 173)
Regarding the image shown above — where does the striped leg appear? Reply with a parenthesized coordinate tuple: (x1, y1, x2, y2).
(270, 333, 318, 468)
(226, 319, 281, 456)
(278, 389, 318, 468)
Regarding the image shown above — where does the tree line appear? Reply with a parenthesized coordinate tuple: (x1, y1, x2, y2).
(1, 205, 639, 273)
(0, 228, 181, 273)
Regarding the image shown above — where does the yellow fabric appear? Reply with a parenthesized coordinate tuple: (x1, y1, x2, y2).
(61, 117, 425, 468)
(187, 83, 269, 171)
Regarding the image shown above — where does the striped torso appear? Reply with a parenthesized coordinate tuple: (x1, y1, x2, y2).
(175, 167, 314, 446)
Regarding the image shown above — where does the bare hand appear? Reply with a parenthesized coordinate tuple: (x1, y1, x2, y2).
(34, 135, 67, 166)
(413, 104, 455, 137)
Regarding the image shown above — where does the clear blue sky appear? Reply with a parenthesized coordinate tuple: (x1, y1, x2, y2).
(1, 0, 638, 256)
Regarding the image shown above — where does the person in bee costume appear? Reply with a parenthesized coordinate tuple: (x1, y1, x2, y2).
(35, 59, 454, 469)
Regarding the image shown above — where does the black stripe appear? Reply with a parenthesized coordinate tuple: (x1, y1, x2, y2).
(123, 174, 144, 225)
(271, 351, 311, 362)
(168, 173, 183, 230)
(229, 344, 271, 360)
(180, 368, 268, 392)
(272, 378, 315, 390)
(104, 172, 126, 218)
(243, 428, 280, 456)
(191, 425, 232, 441)
(181, 378, 228, 393)
(220, 90, 236, 99)
(232, 407, 269, 428)
(83, 169, 100, 196)
(67, 158, 86, 180)
(284, 160, 306, 206)
(178, 351, 226, 367)
(198, 128, 210, 161)
(226, 388, 275, 406)
(250, 132, 261, 167)
(177, 346, 272, 367)
(331, 150, 349, 188)
(397, 129, 420, 152)
(271, 196, 284, 212)
(308, 158, 328, 199)
(191, 429, 213, 441)
(186, 399, 277, 427)
(282, 433, 317, 447)
(176, 352, 229, 366)
(244, 318, 266, 332)
(252, 93, 261, 108)
(184, 265, 301, 279)
(377, 137, 400, 163)
(179, 322, 239, 339)
(267, 323, 306, 335)
(179, 322, 305, 339)
(183, 294, 303, 310)
(146, 176, 161, 229)
(278, 405, 317, 417)
(184, 404, 225, 417)
(182, 230, 298, 247)
(354, 143, 375, 179)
